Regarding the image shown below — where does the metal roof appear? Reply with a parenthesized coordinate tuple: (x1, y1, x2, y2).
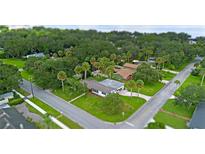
(99, 79, 124, 90)
(189, 102, 205, 129)
(82, 80, 114, 93)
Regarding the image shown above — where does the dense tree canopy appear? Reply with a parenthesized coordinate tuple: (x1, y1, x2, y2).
(0, 26, 204, 69)
(0, 63, 22, 94)
(133, 63, 162, 83)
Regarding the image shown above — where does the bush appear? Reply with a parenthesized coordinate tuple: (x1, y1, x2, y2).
(8, 98, 24, 106)
(191, 68, 200, 76)
(147, 122, 165, 129)
(102, 93, 125, 115)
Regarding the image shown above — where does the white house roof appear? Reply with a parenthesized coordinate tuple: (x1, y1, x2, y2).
(99, 79, 124, 90)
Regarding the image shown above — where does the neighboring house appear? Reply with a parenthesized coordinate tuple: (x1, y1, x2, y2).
(25, 52, 45, 58)
(83, 79, 124, 97)
(188, 38, 197, 44)
(148, 57, 156, 63)
(115, 63, 139, 80)
(0, 92, 14, 105)
(189, 102, 205, 129)
(0, 108, 35, 129)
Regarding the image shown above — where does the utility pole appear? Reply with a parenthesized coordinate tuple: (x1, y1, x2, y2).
(30, 76, 34, 98)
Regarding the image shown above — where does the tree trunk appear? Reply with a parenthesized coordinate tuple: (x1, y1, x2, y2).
(131, 89, 132, 96)
(61, 80, 64, 91)
(138, 88, 140, 96)
(85, 71, 87, 80)
(201, 75, 205, 86)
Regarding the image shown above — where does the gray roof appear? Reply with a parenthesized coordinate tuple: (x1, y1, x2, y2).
(189, 102, 205, 129)
(0, 108, 35, 129)
(82, 80, 114, 94)
(0, 92, 14, 99)
(99, 79, 124, 90)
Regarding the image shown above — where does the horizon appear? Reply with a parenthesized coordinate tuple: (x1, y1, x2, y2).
(8, 25, 205, 38)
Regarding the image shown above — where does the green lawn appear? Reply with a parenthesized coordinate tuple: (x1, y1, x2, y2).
(161, 71, 176, 80)
(0, 58, 25, 68)
(153, 99, 195, 129)
(52, 86, 83, 101)
(21, 70, 32, 80)
(16, 88, 30, 96)
(154, 112, 188, 129)
(29, 97, 82, 129)
(162, 99, 195, 118)
(176, 75, 204, 95)
(129, 82, 164, 96)
(72, 93, 146, 122)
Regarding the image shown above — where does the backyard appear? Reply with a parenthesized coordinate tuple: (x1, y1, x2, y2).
(72, 93, 146, 122)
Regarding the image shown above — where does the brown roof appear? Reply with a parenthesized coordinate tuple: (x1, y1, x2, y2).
(123, 63, 139, 70)
(115, 68, 135, 80)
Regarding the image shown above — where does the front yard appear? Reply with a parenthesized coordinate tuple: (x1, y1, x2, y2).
(52, 86, 83, 101)
(126, 82, 164, 96)
(154, 99, 195, 129)
(71, 93, 146, 122)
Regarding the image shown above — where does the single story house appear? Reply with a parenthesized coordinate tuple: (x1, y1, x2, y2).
(83, 79, 124, 97)
(99, 79, 124, 91)
(189, 102, 205, 129)
(115, 63, 139, 80)
(25, 52, 45, 58)
(148, 57, 156, 63)
(0, 108, 36, 129)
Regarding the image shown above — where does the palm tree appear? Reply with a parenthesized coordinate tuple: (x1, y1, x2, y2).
(82, 62, 90, 80)
(106, 65, 114, 78)
(156, 57, 164, 70)
(126, 51, 132, 62)
(74, 65, 82, 79)
(110, 53, 117, 63)
(57, 71, 67, 91)
(200, 68, 205, 86)
(125, 80, 136, 96)
(136, 80, 144, 96)
(90, 57, 96, 70)
(174, 80, 181, 87)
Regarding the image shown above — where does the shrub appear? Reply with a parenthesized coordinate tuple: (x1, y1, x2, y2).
(191, 68, 200, 76)
(147, 122, 165, 129)
(8, 98, 24, 106)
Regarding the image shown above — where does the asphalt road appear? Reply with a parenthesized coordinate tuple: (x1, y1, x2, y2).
(20, 57, 202, 129)
(119, 57, 203, 128)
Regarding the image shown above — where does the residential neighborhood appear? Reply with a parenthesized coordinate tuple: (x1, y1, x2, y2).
(0, 25, 205, 129)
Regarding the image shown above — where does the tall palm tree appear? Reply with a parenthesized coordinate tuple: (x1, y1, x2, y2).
(200, 68, 205, 86)
(57, 71, 67, 91)
(125, 80, 136, 96)
(126, 51, 132, 62)
(82, 62, 90, 80)
(136, 80, 144, 96)
(156, 57, 164, 70)
(90, 57, 96, 70)
(110, 53, 117, 63)
(74, 65, 82, 79)
(106, 65, 114, 78)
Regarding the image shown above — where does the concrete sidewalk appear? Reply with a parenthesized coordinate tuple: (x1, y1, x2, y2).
(118, 90, 151, 101)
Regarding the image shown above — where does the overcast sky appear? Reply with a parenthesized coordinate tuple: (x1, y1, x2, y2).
(9, 25, 205, 38)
